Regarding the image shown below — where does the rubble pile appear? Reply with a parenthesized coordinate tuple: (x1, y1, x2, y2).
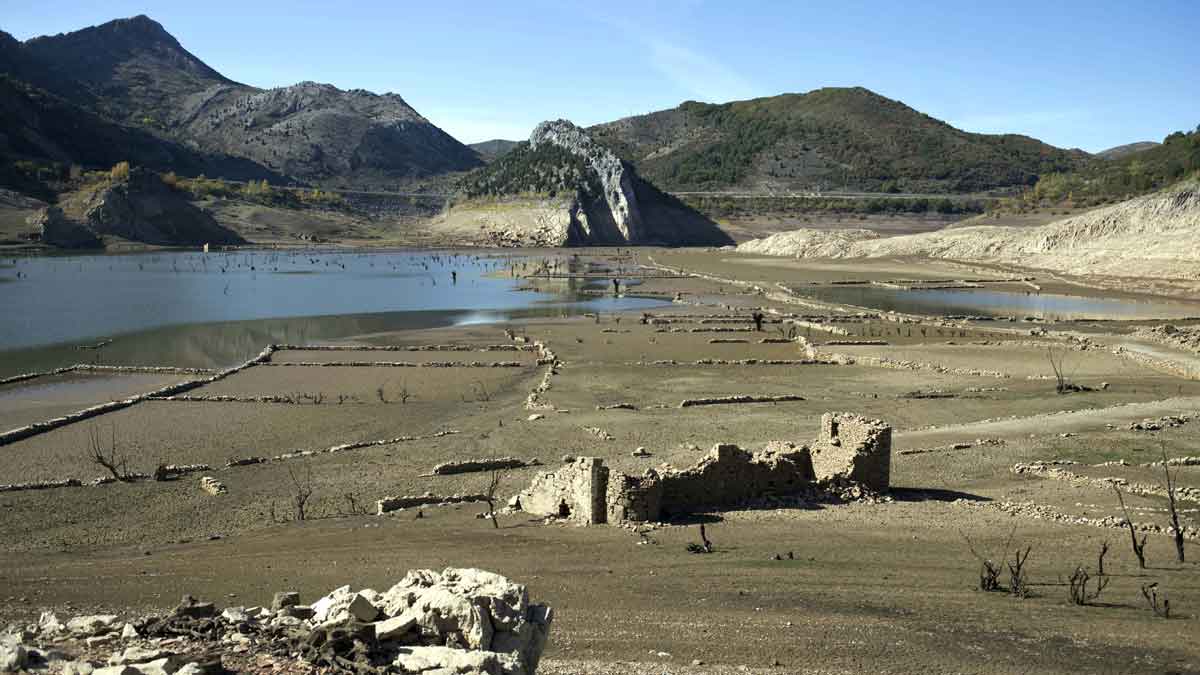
(1, 569, 551, 675)
(1128, 414, 1191, 432)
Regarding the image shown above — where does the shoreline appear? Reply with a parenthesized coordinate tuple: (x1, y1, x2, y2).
(1, 247, 1198, 674)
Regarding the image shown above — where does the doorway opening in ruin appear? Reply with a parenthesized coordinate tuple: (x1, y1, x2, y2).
(557, 500, 571, 518)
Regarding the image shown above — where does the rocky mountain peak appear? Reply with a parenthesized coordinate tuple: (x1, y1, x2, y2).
(25, 15, 232, 86)
(530, 119, 642, 241)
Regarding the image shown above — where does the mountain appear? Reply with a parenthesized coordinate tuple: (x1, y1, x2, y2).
(588, 87, 1090, 194)
(444, 119, 731, 247)
(1096, 141, 1159, 160)
(22, 15, 234, 126)
(172, 82, 481, 186)
(0, 74, 283, 194)
(2, 16, 481, 187)
(469, 139, 520, 162)
(738, 178, 1200, 280)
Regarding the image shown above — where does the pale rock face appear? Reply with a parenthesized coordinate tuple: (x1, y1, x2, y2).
(309, 585, 354, 625)
(530, 119, 643, 243)
(0, 640, 28, 673)
(378, 567, 551, 674)
(65, 615, 120, 636)
(392, 645, 522, 675)
(38, 611, 64, 635)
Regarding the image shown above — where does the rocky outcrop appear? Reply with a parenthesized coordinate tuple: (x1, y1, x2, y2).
(84, 168, 244, 246)
(451, 121, 732, 247)
(9, 568, 552, 675)
(28, 206, 101, 248)
(531, 120, 643, 242)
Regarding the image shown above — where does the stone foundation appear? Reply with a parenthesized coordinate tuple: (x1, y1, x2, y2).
(517, 412, 890, 524)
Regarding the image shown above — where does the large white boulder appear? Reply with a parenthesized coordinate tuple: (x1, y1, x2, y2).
(377, 568, 551, 673)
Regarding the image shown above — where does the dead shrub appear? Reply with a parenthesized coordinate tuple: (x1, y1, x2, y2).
(1141, 583, 1171, 618)
(1067, 566, 1109, 605)
(87, 425, 132, 482)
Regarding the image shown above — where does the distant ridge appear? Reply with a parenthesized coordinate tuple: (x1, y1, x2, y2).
(589, 87, 1089, 194)
(469, 139, 521, 162)
(1095, 141, 1160, 160)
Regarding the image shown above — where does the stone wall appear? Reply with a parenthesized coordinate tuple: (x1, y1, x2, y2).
(605, 470, 663, 523)
(657, 444, 815, 518)
(517, 413, 891, 525)
(518, 457, 609, 524)
(810, 412, 891, 490)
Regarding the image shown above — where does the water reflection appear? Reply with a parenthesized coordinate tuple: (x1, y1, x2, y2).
(0, 250, 663, 377)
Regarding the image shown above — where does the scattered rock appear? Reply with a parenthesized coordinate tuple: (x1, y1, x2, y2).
(173, 596, 215, 620)
(66, 615, 119, 637)
(271, 591, 300, 611)
(0, 640, 28, 673)
(198, 477, 226, 496)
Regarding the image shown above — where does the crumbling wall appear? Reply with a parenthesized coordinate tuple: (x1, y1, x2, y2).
(515, 413, 891, 525)
(606, 470, 663, 523)
(810, 412, 891, 490)
(658, 443, 815, 517)
(517, 457, 609, 524)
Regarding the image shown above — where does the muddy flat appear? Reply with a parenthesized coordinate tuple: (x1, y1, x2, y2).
(1, 249, 1198, 674)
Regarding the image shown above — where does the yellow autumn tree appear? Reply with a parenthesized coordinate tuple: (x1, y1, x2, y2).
(110, 161, 131, 182)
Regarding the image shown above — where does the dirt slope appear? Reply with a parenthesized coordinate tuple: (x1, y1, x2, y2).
(739, 180, 1200, 279)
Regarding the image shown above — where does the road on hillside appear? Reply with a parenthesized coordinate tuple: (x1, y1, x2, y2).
(215, 179, 997, 202)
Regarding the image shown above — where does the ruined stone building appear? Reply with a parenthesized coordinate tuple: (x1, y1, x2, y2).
(516, 412, 891, 525)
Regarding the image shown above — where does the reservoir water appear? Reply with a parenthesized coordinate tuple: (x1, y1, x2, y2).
(0, 250, 662, 376)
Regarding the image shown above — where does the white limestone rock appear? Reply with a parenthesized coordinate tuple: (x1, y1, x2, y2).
(378, 568, 551, 673)
(0, 640, 28, 673)
(66, 615, 120, 636)
(391, 645, 522, 675)
(530, 119, 643, 243)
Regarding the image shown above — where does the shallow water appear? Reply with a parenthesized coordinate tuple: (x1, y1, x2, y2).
(0, 250, 662, 376)
(800, 285, 1200, 321)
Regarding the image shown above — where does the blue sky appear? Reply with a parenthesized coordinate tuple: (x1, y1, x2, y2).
(5, 0, 1198, 151)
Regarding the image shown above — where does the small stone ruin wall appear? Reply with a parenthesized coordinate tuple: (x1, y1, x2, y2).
(518, 457, 609, 524)
(518, 412, 891, 525)
(605, 470, 662, 523)
(656, 443, 814, 518)
(810, 412, 891, 490)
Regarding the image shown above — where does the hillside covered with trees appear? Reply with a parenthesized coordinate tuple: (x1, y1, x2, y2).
(589, 87, 1091, 194)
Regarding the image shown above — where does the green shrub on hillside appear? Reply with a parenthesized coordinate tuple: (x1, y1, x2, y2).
(457, 142, 602, 201)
